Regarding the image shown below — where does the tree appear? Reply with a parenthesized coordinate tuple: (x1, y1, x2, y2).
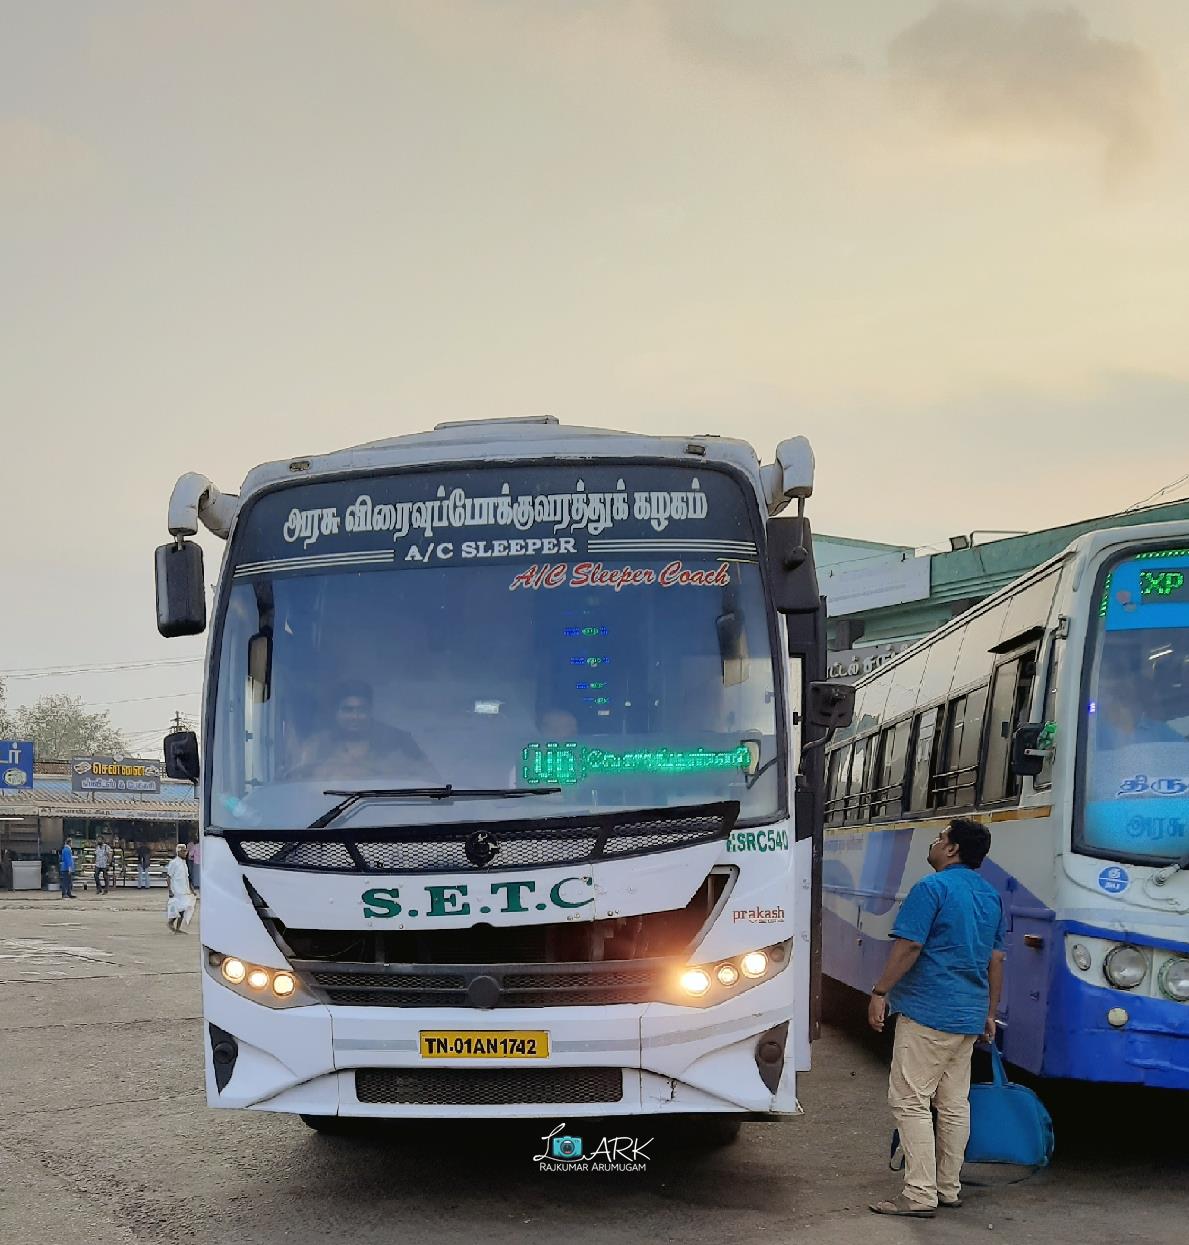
(0, 677, 13, 738)
(10, 693, 128, 761)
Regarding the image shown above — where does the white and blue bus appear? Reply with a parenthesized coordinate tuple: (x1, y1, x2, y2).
(153, 417, 849, 1134)
(822, 519, 1189, 1088)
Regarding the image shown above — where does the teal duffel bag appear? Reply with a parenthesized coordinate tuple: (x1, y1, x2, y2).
(965, 1043, 1055, 1170)
(888, 1043, 1055, 1177)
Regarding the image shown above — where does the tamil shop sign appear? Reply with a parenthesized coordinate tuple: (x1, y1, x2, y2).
(70, 756, 162, 795)
(826, 641, 915, 682)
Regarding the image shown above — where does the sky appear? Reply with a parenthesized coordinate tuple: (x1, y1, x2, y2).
(2, 0, 1188, 749)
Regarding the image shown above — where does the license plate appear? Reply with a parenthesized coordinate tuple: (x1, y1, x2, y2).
(419, 1030, 550, 1059)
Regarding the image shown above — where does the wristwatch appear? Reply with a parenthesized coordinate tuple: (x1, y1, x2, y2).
(871, 988, 887, 997)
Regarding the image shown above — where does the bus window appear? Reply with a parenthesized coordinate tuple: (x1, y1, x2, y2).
(871, 718, 910, 819)
(982, 662, 1019, 804)
(844, 738, 871, 823)
(908, 707, 939, 811)
(1080, 549, 1189, 860)
(858, 735, 876, 821)
(982, 650, 1039, 804)
(825, 743, 851, 826)
(933, 685, 989, 809)
(1036, 639, 1059, 789)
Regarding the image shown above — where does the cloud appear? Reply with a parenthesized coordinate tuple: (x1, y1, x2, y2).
(661, 0, 808, 79)
(888, 3, 1161, 181)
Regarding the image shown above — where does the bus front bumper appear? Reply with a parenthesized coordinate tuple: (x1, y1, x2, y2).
(201, 973, 798, 1118)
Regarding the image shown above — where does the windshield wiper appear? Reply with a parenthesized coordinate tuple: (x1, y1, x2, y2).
(1152, 849, 1189, 887)
(309, 785, 562, 829)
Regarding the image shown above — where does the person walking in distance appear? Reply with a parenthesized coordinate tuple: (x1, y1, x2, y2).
(868, 818, 1006, 1218)
(94, 838, 112, 895)
(166, 843, 197, 933)
(136, 841, 151, 890)
(59, 837, 76, 899)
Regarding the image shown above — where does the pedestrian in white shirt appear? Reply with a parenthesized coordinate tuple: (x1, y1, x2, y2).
(94, 839, 112, 894)
(166, 844, 197, 933)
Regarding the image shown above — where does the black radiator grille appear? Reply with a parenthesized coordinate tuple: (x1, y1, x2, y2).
(224, 801, 737, 875)
(355, 1066, 624, 1106)
(303, 960, 674, 1009)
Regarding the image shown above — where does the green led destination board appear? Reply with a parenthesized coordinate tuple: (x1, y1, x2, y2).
(1139, 567, 1189, 604)
(522, 741, 755, 786)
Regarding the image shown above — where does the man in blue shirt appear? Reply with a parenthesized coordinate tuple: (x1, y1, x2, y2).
(867, 817, 1006, 1217)
(59, 837, 76, 899)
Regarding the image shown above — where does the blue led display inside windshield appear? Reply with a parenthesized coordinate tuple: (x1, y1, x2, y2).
(1103, 551, 1189, 631)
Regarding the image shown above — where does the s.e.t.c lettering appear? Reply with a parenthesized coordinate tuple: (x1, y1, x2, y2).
(361, 875, 595, 920)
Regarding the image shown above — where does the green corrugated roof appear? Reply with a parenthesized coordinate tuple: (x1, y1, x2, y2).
(927, 498, 1189, 606)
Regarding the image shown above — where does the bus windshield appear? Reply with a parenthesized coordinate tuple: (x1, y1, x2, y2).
(209, 463, 782, 830)
(1079, 548, 1189, 862)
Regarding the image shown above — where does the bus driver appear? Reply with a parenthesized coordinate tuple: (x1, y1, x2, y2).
(290, 680, 440, 784)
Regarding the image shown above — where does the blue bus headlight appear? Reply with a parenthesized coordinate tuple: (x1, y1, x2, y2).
(1103, 944, 1147, 991)
(1157, 956, 1189, 1002)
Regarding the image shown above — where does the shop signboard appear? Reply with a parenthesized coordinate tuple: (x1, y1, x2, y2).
(70, 756, 162, 795)
(823, 553, 930, 617)
(1, 740, 35, 790)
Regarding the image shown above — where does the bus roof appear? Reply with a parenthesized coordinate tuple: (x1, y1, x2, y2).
(846, 515, 1189, 692)
(236, 418, 765, 503)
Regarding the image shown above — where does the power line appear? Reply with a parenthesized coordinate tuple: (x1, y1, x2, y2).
(89, 690, 201, 708)
(1, 657, 203, 681)
(1126, 469, 1189, 513)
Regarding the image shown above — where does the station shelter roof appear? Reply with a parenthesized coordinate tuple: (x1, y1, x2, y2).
(0, 774, 198, 824)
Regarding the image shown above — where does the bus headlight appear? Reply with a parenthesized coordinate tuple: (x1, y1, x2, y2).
(1157, 957, 1189, 1002)
(740, 951, 768, 979)
(1070, 944, 1092, 973)
(220, 957, 247, 985)
(205, 951, 313, 1009)
(681, 969, 712, 997)
(1103, 944, 1147, 991)
(673, 942, 790, 1006)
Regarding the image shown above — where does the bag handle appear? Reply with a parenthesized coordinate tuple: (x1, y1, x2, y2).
(980, 1040, 1010, 1087)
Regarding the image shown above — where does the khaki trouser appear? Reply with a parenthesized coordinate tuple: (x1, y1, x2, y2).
(888, 1014, 977, 1208)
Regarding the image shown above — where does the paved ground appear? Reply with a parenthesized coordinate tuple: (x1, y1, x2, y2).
(1, 891, 1186, 1245)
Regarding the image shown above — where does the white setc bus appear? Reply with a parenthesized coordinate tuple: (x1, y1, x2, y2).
(822, 518, 1189, 1089)
(153, 417, 850, 1135)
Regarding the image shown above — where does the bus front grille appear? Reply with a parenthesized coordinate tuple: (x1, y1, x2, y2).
(355, 1067, 624, 1106)
(223, 800, 738, 875)
(305, 961, 672, 1008)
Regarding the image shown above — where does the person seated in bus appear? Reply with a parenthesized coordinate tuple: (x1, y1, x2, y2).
(288, 680, 440, 783)
(538, 707, 579, 742)
(1095, 646, 1187, 751)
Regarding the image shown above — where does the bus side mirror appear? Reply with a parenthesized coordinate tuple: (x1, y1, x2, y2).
(767, 515, 820, 614)
(164, 730, 200, 782)
(807, 681, 855, 730)
(155, 540, 207, 637)
(1011, 723, 1045, 777)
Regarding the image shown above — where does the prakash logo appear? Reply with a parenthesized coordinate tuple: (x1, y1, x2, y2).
(533, 1123, 652, 1173)
(732, 905, 785, 925)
